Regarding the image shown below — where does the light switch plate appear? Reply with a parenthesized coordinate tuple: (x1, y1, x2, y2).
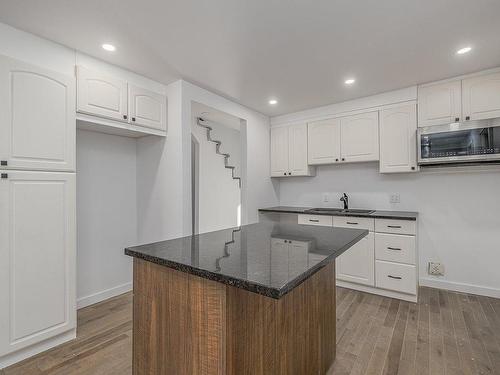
(390, 193, 400, 204)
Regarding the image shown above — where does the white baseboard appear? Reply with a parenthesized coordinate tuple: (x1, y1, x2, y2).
(0, 329, 76, 369)
(77, 282, 133, 309)
(419, 277, 500, 299)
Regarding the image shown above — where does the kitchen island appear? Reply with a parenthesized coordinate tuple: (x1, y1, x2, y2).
(125, 222, 367, 375)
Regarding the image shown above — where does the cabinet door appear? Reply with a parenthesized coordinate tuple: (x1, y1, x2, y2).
(417, 80, 462, 127)
(340, 112, 379, 162)
(270, 126, 289, 177)
(0, 55, 75, 172)
(288, 123, 310, 176)
(77, 66, 128, 122)
(307, 118, 341, 165)
(462, 72, 500, 121)
(128, 84, 167, 131)
(0, 171, 76, 357)
(379, 103, 418, 173)
(336, 232, 374, 286)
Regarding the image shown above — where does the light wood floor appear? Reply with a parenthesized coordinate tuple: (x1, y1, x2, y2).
(3, 287, 500, 375)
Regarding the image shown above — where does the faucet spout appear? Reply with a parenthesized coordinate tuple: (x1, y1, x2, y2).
(340, 193, 349, 210)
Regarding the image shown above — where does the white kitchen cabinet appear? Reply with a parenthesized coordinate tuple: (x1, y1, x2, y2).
(128, 84, 167, 131)
(0, 171, 76, 357)
(270, 126, 289, 176)
(379, 103, 418, 173)
(307, 118, 341, 165)
(77, 66, 128, 122)
(270, 237, 310, 281)
(340, 111, 379, 162)
(336, 232, 375, 286)
(462, 72, 500, 121)
(0, 55, 75, 172)
(270, 124, 314, 177)
(417, 80, 462, 127)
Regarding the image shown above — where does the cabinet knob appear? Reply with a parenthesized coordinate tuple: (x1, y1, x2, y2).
(1, 173, 8, 179)
(0, 160, 7, 166)
(283, 172, 287, 176)
(288, 172, 291, 175)
(123, 114, 128, 120)
(341, 158, 345, 161)
(132, 117, 136, 122)
(335, 158, 339, 162)
(455, 117, 460, 122)
(411, 166, 415, 170)
(465, 116, 470, 121)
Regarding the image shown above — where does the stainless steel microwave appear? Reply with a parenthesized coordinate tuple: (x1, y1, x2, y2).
(417, 119, 500, 165)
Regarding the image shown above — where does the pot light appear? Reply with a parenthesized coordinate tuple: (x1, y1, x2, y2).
(269, 99, 278, 105)
(456, 46, 472, 55)
(344, 78, 356, 85)
(102, 43, 116, 52)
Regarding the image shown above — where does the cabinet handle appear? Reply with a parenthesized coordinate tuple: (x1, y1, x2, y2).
(0, 160, 7, 166)
(309, 219, 320, 222)
(132, 117, 136, 122)
(388, 275, 402, 280)
(388, 225, 401, 228)
(387, 247, 402, 251)
(123, 114, 128, 120)
(346, 222, 358, 225)
(1, 173, 8, 179)
(455, 117, 460, 122)
(465, 116, 470, 121)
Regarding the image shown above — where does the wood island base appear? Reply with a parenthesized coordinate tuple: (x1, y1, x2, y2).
(132, 258, 337, 375)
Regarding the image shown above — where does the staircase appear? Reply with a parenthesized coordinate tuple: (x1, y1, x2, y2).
(196, 117, 241, 188)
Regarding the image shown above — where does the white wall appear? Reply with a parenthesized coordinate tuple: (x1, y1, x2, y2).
(137, 80, 279, 243)
(76, 130, 137, 308)
(272, 85, 500, 298)
(191, 118, 241, 233)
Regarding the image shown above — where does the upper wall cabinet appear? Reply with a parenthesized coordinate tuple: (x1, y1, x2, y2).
(307, 118, 341, 165)
(417, 80, 461, 127)
(462, 72, 500, 121)
(379, 103, 418, 173)
(77, 66, 128, 122)
(340, 112, 379, 162)
(271, 124, 315, 177)
(418, 71, 500, 127)
(0, 55, 76, 172)
(76, 66, 167, 137)
(128, 84, 167, 131)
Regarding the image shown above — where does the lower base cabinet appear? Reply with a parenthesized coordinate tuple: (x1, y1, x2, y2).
(336, 233, 375, 286)
(0, 171, 76, 360)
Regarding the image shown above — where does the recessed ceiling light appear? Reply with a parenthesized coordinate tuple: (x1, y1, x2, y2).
(344, 78, 356, 85)
(456, 46, 472, 55)
(269, 99, 278, 105)
(102, 43, 116, 52)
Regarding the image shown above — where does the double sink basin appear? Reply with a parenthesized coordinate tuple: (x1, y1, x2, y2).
(304, 208, 375, 217)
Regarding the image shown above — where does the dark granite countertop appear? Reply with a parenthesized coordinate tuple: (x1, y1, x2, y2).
(259, 206, 418, 221)
(125, 222, 367, 299)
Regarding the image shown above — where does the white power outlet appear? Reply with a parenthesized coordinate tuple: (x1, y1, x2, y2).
(428, 262, 445, 276)
(390, 193, 400, 204)
(322, 193, 330, 203)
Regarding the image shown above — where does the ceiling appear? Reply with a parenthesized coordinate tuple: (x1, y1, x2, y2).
(1, 0, 500, 116)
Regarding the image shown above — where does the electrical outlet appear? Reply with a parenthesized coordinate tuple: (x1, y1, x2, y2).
(390, 193, 400, 204)
(428, 262, 445, 276)
(322, 193, 330, 203)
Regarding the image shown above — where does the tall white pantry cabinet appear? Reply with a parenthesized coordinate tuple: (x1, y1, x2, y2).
(0, 54, 76, 367)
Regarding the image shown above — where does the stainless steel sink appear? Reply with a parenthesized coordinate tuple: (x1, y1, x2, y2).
(305, 208, 375, 216)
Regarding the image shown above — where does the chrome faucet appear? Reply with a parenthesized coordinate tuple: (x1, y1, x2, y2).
(340, 193, 349, 210)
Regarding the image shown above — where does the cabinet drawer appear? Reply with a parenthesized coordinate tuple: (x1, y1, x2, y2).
(375, 260, 416, 295)
(375, 233, 416, 264)
(375, 218, 416, 235)
(298, 214, 333, 227)
(333, 216, 374, 231)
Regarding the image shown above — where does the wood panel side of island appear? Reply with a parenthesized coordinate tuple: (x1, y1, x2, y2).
(133, 258, 336, 375)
